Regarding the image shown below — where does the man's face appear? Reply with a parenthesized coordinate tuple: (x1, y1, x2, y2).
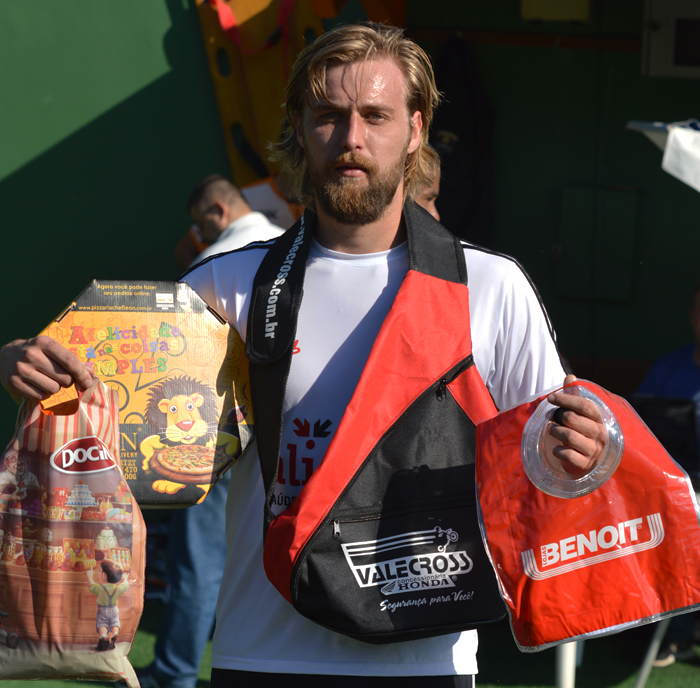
(296, 57, 422, 225)
(5, 454, 25, 477)
(189, 199, 228, 245)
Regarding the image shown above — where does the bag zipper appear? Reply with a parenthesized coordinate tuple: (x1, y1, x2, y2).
(329, 495, 475, 540)
(299, 354, 476, 554)
(436, 378, 448, 402)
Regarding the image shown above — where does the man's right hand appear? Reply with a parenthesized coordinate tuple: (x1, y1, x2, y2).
(0, 336, 94, 403)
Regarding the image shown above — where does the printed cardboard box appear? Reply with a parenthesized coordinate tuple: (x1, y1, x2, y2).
(38, 281, 253, 507)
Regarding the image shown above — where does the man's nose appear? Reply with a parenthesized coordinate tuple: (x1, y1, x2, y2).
(341, 112, 364, 151)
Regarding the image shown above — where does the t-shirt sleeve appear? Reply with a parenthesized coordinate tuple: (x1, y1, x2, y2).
(466, 248, 565, 411)
(179, 252, 261, 339)
(180, 261, 223, 320)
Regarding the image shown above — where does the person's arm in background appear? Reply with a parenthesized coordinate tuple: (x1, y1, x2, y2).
(174, 226, 210, 272)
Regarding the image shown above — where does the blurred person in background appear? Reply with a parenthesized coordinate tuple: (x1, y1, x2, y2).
(175, 174, 295, 271)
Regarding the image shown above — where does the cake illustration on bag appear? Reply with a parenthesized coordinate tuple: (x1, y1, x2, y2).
(95, 527, 118, 552)
(66, 481, 97, 508)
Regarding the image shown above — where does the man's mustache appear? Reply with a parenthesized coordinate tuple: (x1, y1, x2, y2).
(327, 153, 378, 176)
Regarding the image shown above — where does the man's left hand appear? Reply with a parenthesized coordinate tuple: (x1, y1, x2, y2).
(545, 374, 606, 476)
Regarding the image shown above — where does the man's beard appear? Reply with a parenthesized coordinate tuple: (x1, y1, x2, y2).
(307, 150, 406, 226)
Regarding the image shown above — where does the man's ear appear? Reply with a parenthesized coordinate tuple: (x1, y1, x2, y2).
(407, 111, 422, 155)
(210, 200, 231, 226)
(211, 201, 226, 218)
(294, 114, 305, 149)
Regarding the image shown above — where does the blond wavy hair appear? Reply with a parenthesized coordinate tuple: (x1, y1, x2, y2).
(270, 22, 440, 207)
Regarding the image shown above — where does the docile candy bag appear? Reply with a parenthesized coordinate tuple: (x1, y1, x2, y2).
(0, 379, 144, 685)
(476, 379, 700, 651)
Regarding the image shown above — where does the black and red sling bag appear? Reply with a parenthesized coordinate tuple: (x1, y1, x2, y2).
(245, 202, 505, 644)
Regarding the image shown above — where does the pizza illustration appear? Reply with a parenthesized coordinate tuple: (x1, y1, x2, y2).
(139, 375, 241, 496)
(151, 445, 230, 484)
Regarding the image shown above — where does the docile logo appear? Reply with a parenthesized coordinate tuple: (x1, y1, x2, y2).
(50, 437, 116, 475)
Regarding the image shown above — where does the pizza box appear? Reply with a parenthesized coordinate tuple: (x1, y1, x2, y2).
(38, 280, 253, 507)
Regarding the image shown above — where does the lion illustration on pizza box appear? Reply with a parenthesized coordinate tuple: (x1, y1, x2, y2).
(139, 375, 240, 500)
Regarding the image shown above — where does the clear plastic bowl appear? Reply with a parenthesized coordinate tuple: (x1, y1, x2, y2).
(521, 385, 624, 499)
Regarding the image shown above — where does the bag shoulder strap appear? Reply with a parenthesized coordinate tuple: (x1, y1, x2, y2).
(246, 212, 314, 534)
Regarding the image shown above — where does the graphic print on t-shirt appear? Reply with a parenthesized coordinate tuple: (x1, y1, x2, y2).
(271, 417, 333, 511)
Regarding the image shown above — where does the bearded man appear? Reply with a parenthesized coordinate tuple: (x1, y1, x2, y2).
(0, 22, 604, 688)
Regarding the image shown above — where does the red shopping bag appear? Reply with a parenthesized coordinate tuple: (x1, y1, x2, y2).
(476, 379, 700, 651)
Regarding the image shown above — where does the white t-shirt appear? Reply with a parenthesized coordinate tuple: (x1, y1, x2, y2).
(183, 236, 565, 677)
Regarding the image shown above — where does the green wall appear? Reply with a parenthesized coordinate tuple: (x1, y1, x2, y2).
(409, 0, 700, 378)
(0, 0, 230, 439)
